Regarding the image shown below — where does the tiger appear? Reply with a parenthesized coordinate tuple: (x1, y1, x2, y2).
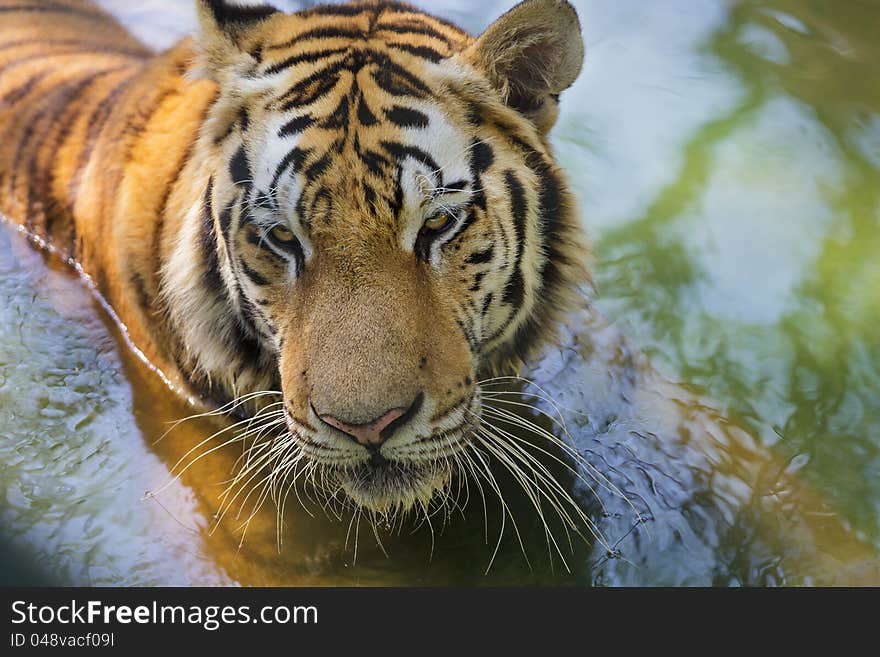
(0, 0, 589, 515)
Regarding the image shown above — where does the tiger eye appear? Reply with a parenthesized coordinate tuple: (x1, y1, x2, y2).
(270, 224, 295, 243)
(423, 213, 455, 233)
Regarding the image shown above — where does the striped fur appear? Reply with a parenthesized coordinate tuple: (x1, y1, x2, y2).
(0, 0, 589, 512)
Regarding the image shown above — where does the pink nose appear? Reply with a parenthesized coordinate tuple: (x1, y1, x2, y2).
(318, 407, 407, 447)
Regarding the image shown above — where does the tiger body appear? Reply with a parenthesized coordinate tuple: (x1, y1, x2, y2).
(0, 0, 588, 512)
(0, 1, 220, 395)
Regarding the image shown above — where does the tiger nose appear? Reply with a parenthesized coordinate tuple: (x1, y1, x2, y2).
(316, 395, 422, 447)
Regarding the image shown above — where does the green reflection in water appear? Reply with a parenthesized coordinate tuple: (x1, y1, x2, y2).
(592, 0, 880, 546)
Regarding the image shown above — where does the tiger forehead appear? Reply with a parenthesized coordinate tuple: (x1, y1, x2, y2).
(231, 8, 483, 234)
(254, 121, 475, 237)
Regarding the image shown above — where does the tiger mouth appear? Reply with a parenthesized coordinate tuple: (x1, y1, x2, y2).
(331, 453, 456, 513)
(283, 397, 477, 513)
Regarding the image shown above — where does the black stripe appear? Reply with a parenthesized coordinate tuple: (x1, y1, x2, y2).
(219, 205, 234, 250)
(252, 189, 277, 211)
(363, 183, 377, 209)
(466, 247, 494, 264)
(130, 272, 152, 315)
(0, 37, 103, 54)
(240, 259, 269, 286)
(229, 146, 251, 187)
(359, 149, 391, 177)
(0, 46, 142, 78)
(465, 101, 483, 127)
(470, 141, 495, 174)
(471, 188, 487, 212)
(376, 23, 452, 46)
(268, 230, 305, 275)
(304, 153, 332, 181)
(203, 0, 277, 27)
(370, 56, 430, 97)
(414, 230, 432, 262)
(213, 106, 245, 145)
(330, 135, 346, 153)
(200, 179, 225, 294)
(535, 163, 564, 233)
(262, 47, 348, 76)
(234, 299, 270, 360)
(385, 105, 430, 129)
(320, 95, 349, 129)
(481, 293, 493, 317)
(39, 68, 126, 245)
(302, 4, 370, 17)
(386, 42, 445, 63)
(457, 319, 479, 352)
(391, 166, 405, 217)
(0, 69, 51, 105)
(65, 71, 139, 244)
(222, 210, 273, 346)
(444, 179, 469, 192)
(16, 82, 71, 235)
(276, 61, 343, 111)
(357, 96, 378, 126)
(267, 27, 363, 52)
(532, 160, 568, 295)
(506, 171, 528, 234)
(501, 170, 527, 307)
(278, 113, 315, 137)
(503, 269, 525, 309)
(245, 228, 264, 247)
(499, 145, 571, 358)
(271, 146, 311, 189)
(456, 207, 479, 240)
(308, 186, 334, 226)
(295, 193, 310, 231)
(380, 141, 440, 174)
(468, 141, 494, 213)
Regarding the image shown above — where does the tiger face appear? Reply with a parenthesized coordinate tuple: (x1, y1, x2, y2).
(179, 0, 587, 513)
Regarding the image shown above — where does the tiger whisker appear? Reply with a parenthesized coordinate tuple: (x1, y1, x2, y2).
(473, 430, 569, 572)
(480, 405, 611, 518)
(472, 409, 613, 551)
(148, 405, 286, 498)
(479, 375, 642, 523)
(152, 390, 283, 445)
(465, 442, 529, 574)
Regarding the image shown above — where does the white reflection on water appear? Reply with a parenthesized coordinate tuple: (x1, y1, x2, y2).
(558, 0, 740, 232)
(0, 227, 231, 585)
(687, 96, 841, 325)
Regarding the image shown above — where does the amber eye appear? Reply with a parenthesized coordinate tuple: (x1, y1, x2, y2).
(422, 212, 456, 235)
(269, 224, 296, 244)
(266, 224, 303, 262)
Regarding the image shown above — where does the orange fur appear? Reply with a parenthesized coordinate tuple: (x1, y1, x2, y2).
(0, 0, 589, 511)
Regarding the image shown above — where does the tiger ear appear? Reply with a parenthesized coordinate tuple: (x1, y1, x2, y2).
(194, 0, 278, 79)
(464, 0, 584, 133)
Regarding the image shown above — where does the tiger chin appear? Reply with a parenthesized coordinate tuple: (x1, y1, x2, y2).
(0, 0, 589, 517)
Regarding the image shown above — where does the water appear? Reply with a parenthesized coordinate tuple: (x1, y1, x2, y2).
(1, 0, 878, 586)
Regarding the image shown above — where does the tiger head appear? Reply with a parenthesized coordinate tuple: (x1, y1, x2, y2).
(173, 0, 588, 514)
